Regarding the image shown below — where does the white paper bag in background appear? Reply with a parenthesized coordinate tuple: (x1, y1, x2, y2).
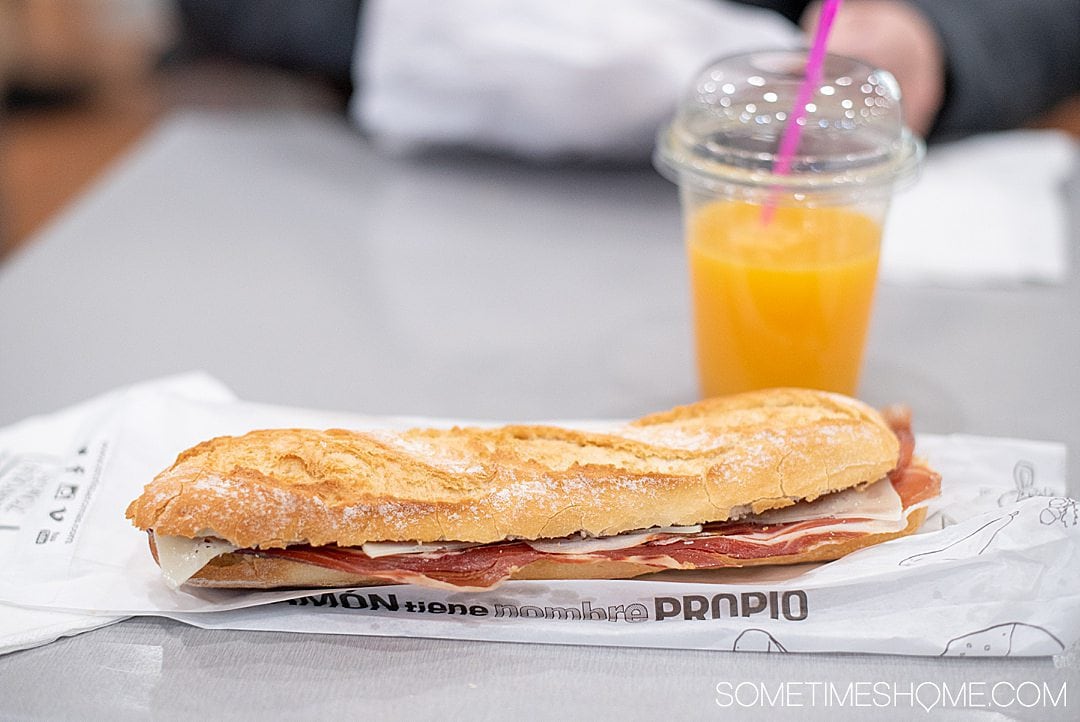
(354, 0, 800, 160)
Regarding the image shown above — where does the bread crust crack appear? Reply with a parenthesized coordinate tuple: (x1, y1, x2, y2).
(126, 388, 900, 549)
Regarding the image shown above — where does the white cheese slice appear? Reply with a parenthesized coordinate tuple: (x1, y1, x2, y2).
(150, 484, 903, 582)
(360, 540, 480, 558)
(750, 478, 903, 526)
(363, 526, 706, 558)
(154, 535, 237, 589)
(525, 525, 703, 554)
(526, 532, 654, 554)
(725, 515, 912, 545)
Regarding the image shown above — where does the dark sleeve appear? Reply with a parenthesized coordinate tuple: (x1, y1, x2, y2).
(728, 0, 811, 26)
(176, 0, 363, 91)
(905, 0, 1080, 140)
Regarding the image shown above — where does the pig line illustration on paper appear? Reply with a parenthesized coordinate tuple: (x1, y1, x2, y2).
(898, 511, 1019, 567)
(997, 460, 1055, 507)
(732, 629, 788, 653)
(1040, 498, 1079, 528)
(941, 623, 1065, 657)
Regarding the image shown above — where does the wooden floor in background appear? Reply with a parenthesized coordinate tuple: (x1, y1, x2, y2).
(0, 61, 346, 262)
(0, 67, 1077, 263)
(1, 86, 158, 251)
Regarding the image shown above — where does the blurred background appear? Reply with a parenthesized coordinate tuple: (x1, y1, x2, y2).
(1, 0, 1078, 263)
(0, 0, 355, 261)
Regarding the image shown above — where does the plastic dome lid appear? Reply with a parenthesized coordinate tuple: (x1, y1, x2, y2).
(655, 50, 923, 201)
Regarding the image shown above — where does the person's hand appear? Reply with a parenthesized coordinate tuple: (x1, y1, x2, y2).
(802, 0, 945, 136)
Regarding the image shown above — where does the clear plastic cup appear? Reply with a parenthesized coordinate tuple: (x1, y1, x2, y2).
(654, 50, 922, 398)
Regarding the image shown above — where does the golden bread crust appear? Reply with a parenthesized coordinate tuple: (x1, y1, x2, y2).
(126, 388, 899, 548)
(181, 508, 927, 588)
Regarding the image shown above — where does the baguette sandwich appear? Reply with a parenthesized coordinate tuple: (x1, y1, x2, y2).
(126, 388, 940, 591)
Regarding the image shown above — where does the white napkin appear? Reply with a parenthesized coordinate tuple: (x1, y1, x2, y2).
(882, 130, 1076, 287)
(0, 608, 123, 657)
(0, 373, 236, 655)
(354, 0, 800, 160)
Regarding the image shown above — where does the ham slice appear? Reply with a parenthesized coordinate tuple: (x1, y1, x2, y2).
(246, 468, 939, 591)
(235, 411, 940, 591)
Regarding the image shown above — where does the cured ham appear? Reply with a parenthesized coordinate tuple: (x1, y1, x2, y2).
(244, 458, 940, 591)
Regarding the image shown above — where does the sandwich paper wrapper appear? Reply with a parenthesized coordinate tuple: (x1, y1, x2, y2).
(1, 375, 1077, 657)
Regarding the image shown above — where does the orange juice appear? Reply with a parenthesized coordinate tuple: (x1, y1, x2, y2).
(687, 200, 881, 396)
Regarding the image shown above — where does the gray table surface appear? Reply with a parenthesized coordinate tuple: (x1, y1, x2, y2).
(1, 111, 1077, 720)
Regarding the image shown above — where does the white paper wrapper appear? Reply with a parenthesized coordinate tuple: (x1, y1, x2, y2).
(1, 377, 1076, 657)
(0, 373, 236, 654)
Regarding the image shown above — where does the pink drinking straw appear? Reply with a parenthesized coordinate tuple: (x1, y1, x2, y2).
(761, 0, 843, 224)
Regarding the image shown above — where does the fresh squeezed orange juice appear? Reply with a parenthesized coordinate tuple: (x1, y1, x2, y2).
(687, 200, 881, 397)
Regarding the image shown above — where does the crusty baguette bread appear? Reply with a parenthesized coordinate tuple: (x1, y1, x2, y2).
(171, 508, 927, 588)
(127, 388, 899, 549)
